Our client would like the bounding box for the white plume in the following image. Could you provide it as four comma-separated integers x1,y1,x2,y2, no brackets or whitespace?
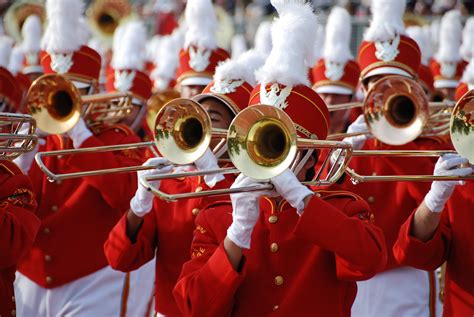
184,0,218,50
257,0,317,86
406,26,432,65
0,35,13,68
112,21,148,70
429,18,441,52
461,17,474,61
214,49,266,86
150,32,181,83
146,36,162,63
462,58,474,84
435,10,462,63
323,6,352,64
42,0,86,53
8,46,24,75
21,15,42,54
364,0,406,42
253,21,273,55
310,23,325,67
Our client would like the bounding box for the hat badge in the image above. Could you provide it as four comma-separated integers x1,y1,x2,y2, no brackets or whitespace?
260,83,292,110
50,53,74,74
375,34,401,62
210,79,244,94
114,70,136,93
440,61,456,79
324,60,345,81
189,46,211,72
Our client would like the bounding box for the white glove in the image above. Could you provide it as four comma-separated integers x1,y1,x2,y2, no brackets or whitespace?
342,115,369,150
66,118,93,148
271,169,313,215
227,174,272,249
130,157,173,217
194,148,225,188
424,154,472,213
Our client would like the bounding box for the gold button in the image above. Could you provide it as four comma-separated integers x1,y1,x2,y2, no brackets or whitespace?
43,227,51,235
192,208,200,216
57,155,63,160
372,172,377,176
273,305,279,311
46,276,53,284
114,129,120,133
270,243,279,253
10,310,15,316
51,205,59,212
274,276,284,286
195,186,203,193
45,255,52,262
367,196,375,204
315,192,322,198
268,215,278,224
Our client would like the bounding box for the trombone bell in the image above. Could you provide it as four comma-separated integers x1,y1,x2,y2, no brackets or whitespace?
365,76,429,145
154,98,212,165
450,89,474,163
27,74,82,135
228,105,297,180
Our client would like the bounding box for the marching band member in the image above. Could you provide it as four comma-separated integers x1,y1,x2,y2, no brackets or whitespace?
104,43,264,316
0,35,22,113
175,0,230,98
173,1,387,316
311,6,360,134
0,66,40,317
13,0,143,315
430,10,467,101
335,0,443,316
394,60,474,315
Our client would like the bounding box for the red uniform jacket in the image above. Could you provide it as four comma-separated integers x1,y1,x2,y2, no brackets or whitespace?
173,190,387,317
17,124,144,288
0,160,40,316
331,137,447,270
394,183,474,317
105,174,234,316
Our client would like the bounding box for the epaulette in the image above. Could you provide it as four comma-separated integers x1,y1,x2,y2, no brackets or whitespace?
313,189,364,202
93,123,134,136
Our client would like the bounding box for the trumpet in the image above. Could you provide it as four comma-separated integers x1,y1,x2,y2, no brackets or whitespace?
142,96,474,201
26,74,134,135
0,112,38,160
327,76,454,144
34,98,227,182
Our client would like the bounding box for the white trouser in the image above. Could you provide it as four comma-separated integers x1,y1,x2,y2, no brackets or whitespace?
351,266,442,317
14,266,126,317
125,258,156,317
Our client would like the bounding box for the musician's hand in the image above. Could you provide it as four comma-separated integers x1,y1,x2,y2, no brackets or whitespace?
66,118,93,148
194,148,225,187
424,154,472,213
227,174,270,249
343,115,369,150
130,157,173,217
271,169,313,215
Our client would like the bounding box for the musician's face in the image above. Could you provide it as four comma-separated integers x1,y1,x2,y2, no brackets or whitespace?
319,93,352,134
180,85,207,99
438,87,456,101
200,97,234,150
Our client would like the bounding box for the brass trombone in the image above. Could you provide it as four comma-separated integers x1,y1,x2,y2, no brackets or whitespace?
142,97,474,202
34,98,227,182
327,76,454,144
0,112,38,160
27,74,134,134
4,0,45,42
